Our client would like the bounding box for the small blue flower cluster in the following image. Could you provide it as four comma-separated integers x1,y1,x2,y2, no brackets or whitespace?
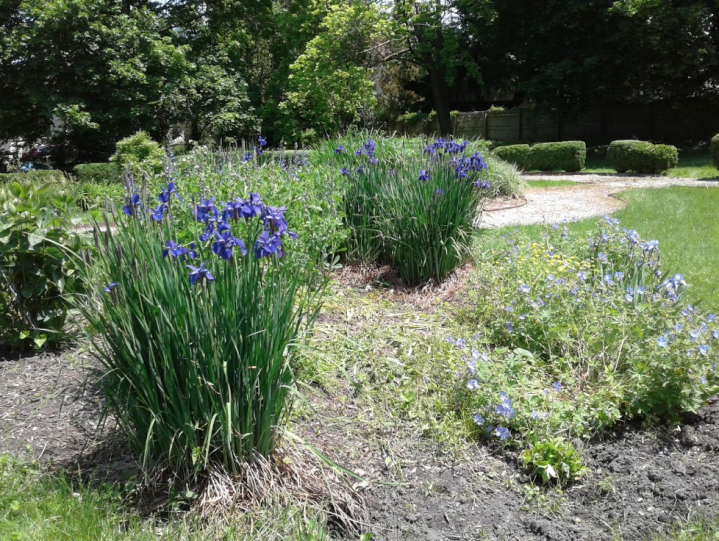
423,138,468,155
120,181,295,287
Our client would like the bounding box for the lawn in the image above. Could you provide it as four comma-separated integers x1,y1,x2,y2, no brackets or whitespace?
583,150,719,179
526,179,578,188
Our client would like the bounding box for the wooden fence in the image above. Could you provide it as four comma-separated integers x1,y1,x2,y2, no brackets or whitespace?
393,104,719,144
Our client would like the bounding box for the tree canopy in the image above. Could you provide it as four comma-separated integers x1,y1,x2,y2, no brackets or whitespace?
0,0,716,154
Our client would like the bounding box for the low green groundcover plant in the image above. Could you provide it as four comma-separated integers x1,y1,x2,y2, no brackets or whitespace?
446,218,718,481
79,173,327,477
320,135,494,284
0,182,87,350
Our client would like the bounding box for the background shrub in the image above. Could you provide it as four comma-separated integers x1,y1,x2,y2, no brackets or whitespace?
0,182,87,350
110,131,165,177
528,141,586,172
493,144,531,171
73,163,123,184
0,170,65,185
711,133,719,170
607,140,678,174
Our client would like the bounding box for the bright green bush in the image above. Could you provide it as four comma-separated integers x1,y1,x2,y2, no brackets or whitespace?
710,134,719,169
493,144,531,171
0,182,87,350
73,163,123,184
110,131,165,177
0,170,65,185
528,141,586,172
607,140,678,174
79,185,327,477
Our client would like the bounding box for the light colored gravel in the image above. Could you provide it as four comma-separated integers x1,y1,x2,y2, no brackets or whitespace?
481,174,719,229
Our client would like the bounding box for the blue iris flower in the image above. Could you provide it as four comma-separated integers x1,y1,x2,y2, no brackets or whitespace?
158,182,182,204
341,168,351,176
150,203,168,222
418,170,429,182
212,230,247,260
122,193,143,217
163,240,188,259
335,145,344,154
254,230,284,259
187,262,214,285
104,282,117,293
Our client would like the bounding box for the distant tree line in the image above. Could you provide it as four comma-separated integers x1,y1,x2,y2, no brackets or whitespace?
1,0,717,159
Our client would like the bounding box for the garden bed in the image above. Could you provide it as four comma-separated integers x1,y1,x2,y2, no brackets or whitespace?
2,283,719,540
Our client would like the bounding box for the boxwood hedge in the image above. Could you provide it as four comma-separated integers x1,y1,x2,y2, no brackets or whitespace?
493,145,531,170
711,134,719,170
607,140,678,174
528,141,586,172
73,162,123,184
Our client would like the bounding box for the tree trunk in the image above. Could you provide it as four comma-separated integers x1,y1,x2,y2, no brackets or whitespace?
429,67,453,136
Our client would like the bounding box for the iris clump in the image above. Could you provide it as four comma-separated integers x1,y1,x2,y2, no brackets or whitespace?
323,134,494,284
79,179,327,478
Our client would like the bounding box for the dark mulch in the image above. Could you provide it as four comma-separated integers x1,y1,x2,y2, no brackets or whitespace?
364,399,719,540
0,348,114,467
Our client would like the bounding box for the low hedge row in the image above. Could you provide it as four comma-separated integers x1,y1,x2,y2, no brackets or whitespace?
607,140,678,174
711,134,719,170
73,162,123,184
0,170,65,184
493,145,531,170
493,141,586,172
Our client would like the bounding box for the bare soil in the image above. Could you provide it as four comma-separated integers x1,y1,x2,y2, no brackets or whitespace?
364,399,719,540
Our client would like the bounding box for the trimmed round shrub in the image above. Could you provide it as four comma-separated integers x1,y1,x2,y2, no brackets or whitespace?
711,134,719,170
607,140,678,174
73,162,123,184
528,141,586,172
493,144,531,171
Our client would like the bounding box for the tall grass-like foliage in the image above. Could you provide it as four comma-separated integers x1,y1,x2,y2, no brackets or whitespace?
79,180,327,477
320,134,494,284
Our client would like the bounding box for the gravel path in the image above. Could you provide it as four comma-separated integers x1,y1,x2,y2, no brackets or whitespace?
482,174,719,229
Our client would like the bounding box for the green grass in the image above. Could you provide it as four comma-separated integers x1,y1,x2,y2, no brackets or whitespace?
476,186,719,309
0,455,331,541
526,180,578,188
647,514,719,540
583,150,719,179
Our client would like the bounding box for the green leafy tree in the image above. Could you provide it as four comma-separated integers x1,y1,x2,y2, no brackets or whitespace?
0,0,255,159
